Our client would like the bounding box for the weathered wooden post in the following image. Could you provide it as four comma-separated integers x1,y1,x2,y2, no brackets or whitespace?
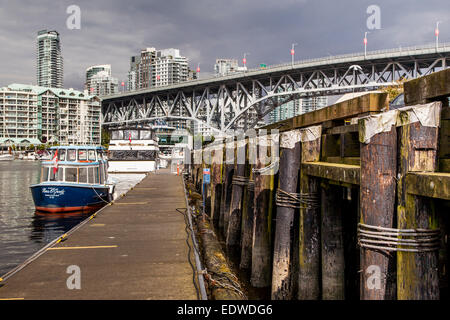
397,102,441,300
358,112,398,300
321,182,345,300
298,125,322,300
211,143,224,228
251,131,278,288
220,137,235,236
226,137,247,248
240,136,256,270
271,129,302,300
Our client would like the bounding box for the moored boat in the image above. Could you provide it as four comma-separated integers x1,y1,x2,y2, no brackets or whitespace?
30,146,114,213
107,126,159,173
0,153,14,161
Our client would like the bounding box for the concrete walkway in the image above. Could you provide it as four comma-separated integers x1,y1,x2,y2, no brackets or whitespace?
0,170,198,300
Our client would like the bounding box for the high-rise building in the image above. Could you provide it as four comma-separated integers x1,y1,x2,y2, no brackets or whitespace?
1,84,101,146
85,65,118,96
268,96,328,124
36,30,63,88
127,47,189,90
151,48,188,87
214,58,246,77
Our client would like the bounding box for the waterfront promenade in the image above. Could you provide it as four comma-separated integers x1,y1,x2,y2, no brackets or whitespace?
0,170,198,300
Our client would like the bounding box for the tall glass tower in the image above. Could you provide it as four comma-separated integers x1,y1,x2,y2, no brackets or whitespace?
36,30,63,88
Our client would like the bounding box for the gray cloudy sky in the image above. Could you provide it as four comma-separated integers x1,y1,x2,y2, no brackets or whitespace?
0,0,448,90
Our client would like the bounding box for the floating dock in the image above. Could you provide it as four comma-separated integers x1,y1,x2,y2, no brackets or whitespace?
0,170,199,300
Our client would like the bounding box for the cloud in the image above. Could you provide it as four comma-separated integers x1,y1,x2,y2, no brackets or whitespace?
0,0,448,90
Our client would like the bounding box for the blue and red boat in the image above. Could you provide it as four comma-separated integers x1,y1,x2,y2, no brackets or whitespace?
30,146,115,213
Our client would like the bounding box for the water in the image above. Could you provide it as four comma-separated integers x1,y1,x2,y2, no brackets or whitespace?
0,161,146,277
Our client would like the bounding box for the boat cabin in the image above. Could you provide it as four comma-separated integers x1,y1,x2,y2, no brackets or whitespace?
40,146,108,185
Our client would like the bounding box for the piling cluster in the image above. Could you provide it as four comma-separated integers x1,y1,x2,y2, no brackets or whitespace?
186,68,450,300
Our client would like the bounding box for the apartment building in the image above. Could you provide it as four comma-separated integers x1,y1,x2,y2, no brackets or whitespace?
85,64,118,96
0,84,101,146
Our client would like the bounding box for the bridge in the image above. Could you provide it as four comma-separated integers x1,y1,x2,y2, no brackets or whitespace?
102,43,450,134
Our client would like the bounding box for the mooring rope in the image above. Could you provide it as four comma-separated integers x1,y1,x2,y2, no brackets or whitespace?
247,180,255,192
357,223,441,253
231,175,250,186
252,158,279,175
275,189,319,209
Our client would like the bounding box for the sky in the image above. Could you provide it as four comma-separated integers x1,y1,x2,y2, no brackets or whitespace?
0,0,448,91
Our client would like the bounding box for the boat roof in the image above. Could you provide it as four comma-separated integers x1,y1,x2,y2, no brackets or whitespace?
49,145,105,150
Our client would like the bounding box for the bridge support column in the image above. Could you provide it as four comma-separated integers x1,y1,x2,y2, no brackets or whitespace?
220,140,235,237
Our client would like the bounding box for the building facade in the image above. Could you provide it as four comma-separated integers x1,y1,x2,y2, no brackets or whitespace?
85,65,118,96
36,30,63,88
268,96,328,124
214,58,247,77
1,84,101,146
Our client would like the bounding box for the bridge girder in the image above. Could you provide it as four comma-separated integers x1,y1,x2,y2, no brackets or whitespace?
102,49,449,134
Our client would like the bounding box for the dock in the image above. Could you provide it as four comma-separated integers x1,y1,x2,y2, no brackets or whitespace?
0,170,199,300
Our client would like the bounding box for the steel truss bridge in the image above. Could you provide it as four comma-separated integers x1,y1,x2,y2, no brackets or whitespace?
102,43,450,134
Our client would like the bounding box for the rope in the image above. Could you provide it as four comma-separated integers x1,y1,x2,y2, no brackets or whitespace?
275,189,319,209
247,180,255,192
232,175,250,186
252,158,279,175
357,223,441,253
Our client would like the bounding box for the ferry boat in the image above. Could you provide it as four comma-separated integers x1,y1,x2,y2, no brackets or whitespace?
30,146,114,213
107,126,159,173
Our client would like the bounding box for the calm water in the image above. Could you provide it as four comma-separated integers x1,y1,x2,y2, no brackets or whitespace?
0,161,90,276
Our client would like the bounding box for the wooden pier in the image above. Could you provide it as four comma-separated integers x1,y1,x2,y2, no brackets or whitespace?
188,68,450,300
0,170,199,300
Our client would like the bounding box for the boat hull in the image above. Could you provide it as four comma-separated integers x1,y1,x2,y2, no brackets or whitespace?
30,184,110,213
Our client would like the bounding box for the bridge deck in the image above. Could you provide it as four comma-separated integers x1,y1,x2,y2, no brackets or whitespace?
0,170,198,300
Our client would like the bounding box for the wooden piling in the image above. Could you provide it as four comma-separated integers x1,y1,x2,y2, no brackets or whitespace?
397,110,440,300
359,125,397,300
240,138,255,270
251,133,277,288
220,142,235,236
298,129,321,300
321,182,345,300
211,144,224,228
271,130,301,300
226,140,247,248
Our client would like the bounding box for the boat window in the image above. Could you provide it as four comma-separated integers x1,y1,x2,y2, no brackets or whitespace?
41,167,50,182
79,168,88,183
49,167,63,181
111,130,123,140
88,167,95,184
88,150,96,161
65,168,77,182
58,149,66,161
78,150,88,161
67,149,76,161
124,130,139,141
140,130,152,140
99,164,104,184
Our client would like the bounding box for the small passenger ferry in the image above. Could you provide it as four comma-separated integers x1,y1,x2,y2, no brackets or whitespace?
30,146,114,213
107,126,159,173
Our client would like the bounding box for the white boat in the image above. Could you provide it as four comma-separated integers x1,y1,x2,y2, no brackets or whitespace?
0,153,14,161
107,126,159,173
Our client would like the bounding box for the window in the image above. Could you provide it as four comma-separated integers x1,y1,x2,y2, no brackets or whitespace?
65,168,77,182
58,149,66,161
67,149,76,161
49,167,63,181
88,150,96,161
41,167,49,182
78,150,87,161
79,168,87,183
88,167,96,184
